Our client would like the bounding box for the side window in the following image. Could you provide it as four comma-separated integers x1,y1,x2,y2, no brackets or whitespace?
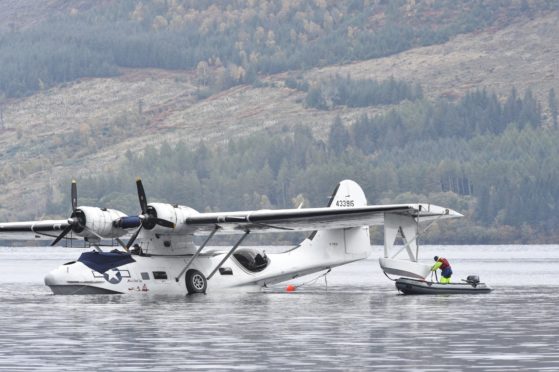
141,272,150,280
153,271,168,280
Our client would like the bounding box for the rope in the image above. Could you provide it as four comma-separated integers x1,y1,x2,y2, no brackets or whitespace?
294,268,331,290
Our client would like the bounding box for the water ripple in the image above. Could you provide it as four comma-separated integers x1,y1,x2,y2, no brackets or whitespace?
1,245,559,370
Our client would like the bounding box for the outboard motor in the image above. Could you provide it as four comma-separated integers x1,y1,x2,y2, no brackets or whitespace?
466,275,480,287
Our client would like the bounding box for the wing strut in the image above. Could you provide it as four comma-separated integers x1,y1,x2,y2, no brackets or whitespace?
207,230,250,280
174,226,220,282
388,212,447,261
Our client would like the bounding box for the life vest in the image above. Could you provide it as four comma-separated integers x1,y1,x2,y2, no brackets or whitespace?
437,257,451,270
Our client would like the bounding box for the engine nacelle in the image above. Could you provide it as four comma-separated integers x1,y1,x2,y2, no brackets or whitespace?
73,206,129,239
145,203,199,233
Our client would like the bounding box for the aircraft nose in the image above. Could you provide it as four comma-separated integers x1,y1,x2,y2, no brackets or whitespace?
44,270,59,286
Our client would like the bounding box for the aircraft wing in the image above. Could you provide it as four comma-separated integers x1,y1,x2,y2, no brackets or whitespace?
184,204,462,234
0,220,70,239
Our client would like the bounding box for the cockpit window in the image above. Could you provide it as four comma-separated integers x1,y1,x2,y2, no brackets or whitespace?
233,248,269,273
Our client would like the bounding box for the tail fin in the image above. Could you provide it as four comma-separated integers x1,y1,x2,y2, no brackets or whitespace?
326,179,368,208
302,180,372,263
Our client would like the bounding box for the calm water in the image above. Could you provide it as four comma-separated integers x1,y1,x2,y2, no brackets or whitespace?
0,245,558,371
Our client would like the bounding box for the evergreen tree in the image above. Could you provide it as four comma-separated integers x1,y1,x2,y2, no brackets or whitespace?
305,86,327,110
328,115,350,155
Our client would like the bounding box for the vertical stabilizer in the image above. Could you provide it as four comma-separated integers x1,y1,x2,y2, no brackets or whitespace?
326,179,367,208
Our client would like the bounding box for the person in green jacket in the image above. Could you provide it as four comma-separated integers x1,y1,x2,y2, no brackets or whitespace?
431,256,452,284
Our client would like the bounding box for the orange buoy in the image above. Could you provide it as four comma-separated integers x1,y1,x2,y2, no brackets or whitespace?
286,284,296,292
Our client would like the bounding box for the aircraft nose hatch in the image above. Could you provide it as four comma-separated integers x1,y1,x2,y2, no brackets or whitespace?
77,251,135,273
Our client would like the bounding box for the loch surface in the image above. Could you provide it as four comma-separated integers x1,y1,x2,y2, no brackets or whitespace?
0,245,558,371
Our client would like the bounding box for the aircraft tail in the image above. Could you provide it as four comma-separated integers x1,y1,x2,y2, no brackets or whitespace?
256,180,372,286
326,179,367,209
301,180,372,263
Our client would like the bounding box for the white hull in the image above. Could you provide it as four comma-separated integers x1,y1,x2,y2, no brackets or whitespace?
45,230,371,295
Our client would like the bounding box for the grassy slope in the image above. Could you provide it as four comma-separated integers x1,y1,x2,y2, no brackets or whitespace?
1,11,558,220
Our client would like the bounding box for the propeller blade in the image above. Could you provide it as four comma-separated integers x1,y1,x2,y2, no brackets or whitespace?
115,238,128,252
51,225,73,246
126,226,143,249
71,180,78,212
155,218,175,229
134,178,174,229
136,177,148,214
51,180,79,246
83,226,104,241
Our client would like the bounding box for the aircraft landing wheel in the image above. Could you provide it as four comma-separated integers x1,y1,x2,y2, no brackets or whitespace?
186,270,207,294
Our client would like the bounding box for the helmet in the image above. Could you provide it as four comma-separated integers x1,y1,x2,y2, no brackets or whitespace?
434,256,439,261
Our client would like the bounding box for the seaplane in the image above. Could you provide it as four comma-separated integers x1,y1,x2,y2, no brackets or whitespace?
0,178,462,295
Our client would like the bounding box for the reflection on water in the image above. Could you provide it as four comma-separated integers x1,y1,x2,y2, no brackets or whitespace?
0,245,558,370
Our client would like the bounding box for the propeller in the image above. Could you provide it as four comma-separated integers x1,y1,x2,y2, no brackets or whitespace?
125,178,175,248
50,224,73,246
51,180,85,246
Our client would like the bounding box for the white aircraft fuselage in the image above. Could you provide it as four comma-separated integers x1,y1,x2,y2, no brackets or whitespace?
44,226,372,295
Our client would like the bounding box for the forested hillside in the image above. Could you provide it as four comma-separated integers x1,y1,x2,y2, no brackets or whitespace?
1,0,559,244
1,0,556,98
46,85,555,244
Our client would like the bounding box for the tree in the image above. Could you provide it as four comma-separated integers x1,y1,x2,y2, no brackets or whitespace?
305,85,327,109
328,115,350,155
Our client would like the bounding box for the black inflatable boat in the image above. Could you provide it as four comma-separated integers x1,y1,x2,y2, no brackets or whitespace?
396,275,492,295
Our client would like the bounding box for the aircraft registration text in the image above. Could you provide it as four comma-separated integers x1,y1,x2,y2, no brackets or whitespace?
336,200,355,207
